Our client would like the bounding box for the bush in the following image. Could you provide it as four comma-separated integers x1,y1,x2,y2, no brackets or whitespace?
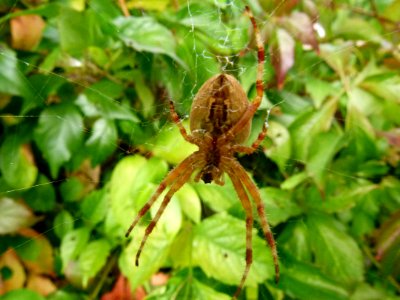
0,0,399,299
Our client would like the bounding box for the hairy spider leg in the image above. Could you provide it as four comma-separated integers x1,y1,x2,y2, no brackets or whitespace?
234,100,285,154
125,152,202,238
222,6,265,142
231,159,280,283
233,120,268,154
224,162,254,299
135,157,204,266
169,100,199,144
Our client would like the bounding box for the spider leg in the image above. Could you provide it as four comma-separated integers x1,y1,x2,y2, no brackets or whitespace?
125,152,202,238
135,159,201,266
229,159,280,283
233,118,268,155
169,100,198,144
234,101,284,154
222,6,265,142
225,167,254,299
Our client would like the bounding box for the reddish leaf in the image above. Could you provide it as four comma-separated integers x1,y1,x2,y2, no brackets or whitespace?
101,274,135,300
10,13,45,51
383,57,400,70
378,129,400,166
150,272,169,286
0,250,26,295
26,274,57,296
19,228,55,276
378,129,400,148
374,211,400,277
270,28,295,89
302,0,319,20
263,0,299,16
61,159,101,202
282,12,319,52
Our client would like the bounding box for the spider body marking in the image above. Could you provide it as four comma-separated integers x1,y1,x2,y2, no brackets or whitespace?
190,74,250,184
125,7,279,299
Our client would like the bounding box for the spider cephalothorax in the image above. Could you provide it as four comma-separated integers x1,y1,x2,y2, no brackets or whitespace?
126,7,279,299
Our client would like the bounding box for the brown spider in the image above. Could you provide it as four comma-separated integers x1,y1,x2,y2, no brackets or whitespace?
125,6,279,299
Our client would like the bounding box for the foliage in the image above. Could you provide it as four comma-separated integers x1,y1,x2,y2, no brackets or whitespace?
0,0,399,299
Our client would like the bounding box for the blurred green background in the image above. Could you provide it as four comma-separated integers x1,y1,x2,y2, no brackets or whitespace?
0,0,399,299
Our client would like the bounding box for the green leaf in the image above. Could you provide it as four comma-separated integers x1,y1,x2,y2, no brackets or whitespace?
150,190,183,238
0,137,38,189
350,283,397,300
128,0,170,11
306,129,343,188
260,187,302,226
193,213,274,286
264,121,291,173
59,177,85,202
152,120,197,165
23,175,56,212
0,198,33,234
54,210,75,239
281,172,308,190
81,189,108,225
280,258,349,300
332,12,386,44
170,223,194,268
350,190,382,238
2,289,45,300
175,184,201,224
26,74,66,112
307,214,364,285
194,174,236,212
47,290,83,300
319,43,353,81
79,239,111,287
361,74,400,103
147,269,231,300
39,47,62,73
382,0,400,22
76,82,138,122
110,155,147,230
34,104,84,178
58,8,109,56
289,97,337,160
347,87,380,117
306,77,337,109
344,104,378,162
278,221,312,262
60,227,91,272
132,70,155,117
110,155,169,232
0,47,35,99
86,118,117,165
357,160,390,178
321,183,377,213
119,226,172,290
90,0,121,20
114,16,183,65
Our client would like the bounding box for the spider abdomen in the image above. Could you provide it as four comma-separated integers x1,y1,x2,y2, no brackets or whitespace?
189,74,251,144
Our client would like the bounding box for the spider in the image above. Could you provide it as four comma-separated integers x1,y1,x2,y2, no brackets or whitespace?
125,6,279,299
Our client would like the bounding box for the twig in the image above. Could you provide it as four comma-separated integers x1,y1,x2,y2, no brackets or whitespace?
118,0,130,17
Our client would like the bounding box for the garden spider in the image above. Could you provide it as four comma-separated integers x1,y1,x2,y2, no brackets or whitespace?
125,6,279,299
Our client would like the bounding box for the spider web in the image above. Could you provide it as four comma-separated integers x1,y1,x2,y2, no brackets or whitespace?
0,0,398,294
